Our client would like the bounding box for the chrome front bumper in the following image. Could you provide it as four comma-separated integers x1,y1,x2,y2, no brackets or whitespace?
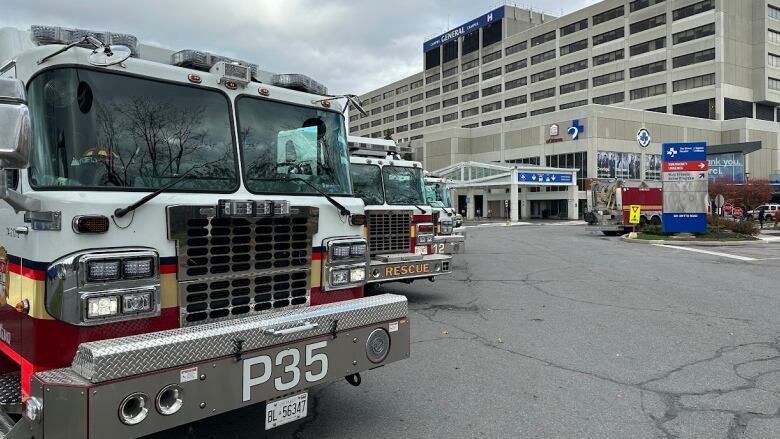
366,253,452,283
18,294,409,439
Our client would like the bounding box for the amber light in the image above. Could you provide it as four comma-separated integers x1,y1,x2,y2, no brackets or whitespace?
187,74,202,84
259,88,270,96
225,80,238,90
73,215,110,234
349,214,366,226
321,100,331,108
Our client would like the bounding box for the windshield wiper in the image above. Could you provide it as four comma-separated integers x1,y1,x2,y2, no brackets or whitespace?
114,169,195,218
252,177,351,217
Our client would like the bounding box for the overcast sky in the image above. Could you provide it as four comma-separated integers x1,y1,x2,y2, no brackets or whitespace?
1,0,598,95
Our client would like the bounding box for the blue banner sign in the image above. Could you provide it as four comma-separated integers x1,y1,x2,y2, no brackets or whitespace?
662,142,707,162
708,152,745,184
423,7,505,52
517,172,573,184
662,213,707,233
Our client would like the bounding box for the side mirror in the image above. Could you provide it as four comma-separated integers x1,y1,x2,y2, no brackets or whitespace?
0,78,31,169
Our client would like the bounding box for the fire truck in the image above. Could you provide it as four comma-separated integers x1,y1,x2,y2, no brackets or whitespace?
584,179,663,235
0,25,410,438
347,137,452,284
424,174,465,254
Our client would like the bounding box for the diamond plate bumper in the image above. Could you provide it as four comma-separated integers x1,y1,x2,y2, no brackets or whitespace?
366,254,451,283
71,294,407,383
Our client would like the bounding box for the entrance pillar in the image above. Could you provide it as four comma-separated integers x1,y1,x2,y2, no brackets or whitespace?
567,183,578,220
510,182,519,222
466,188,475,220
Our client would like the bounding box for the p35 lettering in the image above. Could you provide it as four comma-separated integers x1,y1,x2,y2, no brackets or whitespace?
242,341,329,402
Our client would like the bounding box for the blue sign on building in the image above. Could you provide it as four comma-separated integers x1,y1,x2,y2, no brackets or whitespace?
662,142,707,162
423,7,505,52
517,172,573,184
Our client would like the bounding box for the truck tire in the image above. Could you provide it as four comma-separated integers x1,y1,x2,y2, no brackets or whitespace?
650,216,661,225
602,231,622,236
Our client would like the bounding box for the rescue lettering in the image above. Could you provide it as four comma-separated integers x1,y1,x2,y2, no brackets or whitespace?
384,263,431,278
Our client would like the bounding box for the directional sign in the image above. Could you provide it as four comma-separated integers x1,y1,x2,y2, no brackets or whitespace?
517,172,574,184
662,142,708,234
663,171,708,182
629,205,641,225
662,161,709,172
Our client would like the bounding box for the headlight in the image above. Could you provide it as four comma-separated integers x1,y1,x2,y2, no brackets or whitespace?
122,291,153,313
123,258,155,279
324,237,368,291
416,223,435,244
46,249,161,326
87,295,119,319
331,268,350,286
350,267,366,282
87,260,121,282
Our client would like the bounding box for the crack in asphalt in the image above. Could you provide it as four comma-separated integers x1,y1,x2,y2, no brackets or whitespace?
412,302,780,438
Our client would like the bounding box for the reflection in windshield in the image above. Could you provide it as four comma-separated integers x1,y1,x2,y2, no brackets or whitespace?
27,68,236,190
383,166,425,205
425,181,452,208
350,164,384,205
238,97,352,196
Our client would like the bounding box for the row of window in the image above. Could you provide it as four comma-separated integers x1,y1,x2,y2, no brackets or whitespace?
356,45,717,121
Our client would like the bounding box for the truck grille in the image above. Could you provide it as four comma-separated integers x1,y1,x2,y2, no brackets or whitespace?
366,210,412,257
167,205,319,326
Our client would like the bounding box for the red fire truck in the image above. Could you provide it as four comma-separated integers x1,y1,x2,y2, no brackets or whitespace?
0,25,409,438
584,179,663,235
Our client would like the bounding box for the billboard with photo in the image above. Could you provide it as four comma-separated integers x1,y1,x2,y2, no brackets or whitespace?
645,154,661,180
597,151,641,179
707,152,744,184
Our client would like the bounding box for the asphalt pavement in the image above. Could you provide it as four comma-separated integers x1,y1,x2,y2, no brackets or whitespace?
149,223,780,438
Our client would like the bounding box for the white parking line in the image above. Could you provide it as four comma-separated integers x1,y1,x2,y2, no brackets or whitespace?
652,244,757,261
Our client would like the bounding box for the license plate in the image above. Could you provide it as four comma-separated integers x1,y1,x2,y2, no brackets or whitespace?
415,245,428,255
265,392,308,430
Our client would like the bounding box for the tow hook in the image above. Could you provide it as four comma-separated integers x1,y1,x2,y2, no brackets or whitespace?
345,373,361,387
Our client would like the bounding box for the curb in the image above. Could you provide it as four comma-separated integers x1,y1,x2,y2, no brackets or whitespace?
620,235,765,247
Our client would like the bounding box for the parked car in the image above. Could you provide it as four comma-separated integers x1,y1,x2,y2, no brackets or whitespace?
746,204,780,221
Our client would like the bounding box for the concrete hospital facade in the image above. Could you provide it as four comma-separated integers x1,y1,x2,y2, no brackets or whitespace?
349,0,780,219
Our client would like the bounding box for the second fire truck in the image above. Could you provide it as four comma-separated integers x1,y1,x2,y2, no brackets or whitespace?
347,137,452,284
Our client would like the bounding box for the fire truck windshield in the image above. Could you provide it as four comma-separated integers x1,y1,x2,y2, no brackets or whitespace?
27,68,238,191
383,166,425,205
350,163,384,205
425,181,452,208
237,96,352,196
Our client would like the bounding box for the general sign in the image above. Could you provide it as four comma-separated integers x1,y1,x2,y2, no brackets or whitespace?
662,142,708,234
423,7,505,52
517,172,574,184
629,205,641,225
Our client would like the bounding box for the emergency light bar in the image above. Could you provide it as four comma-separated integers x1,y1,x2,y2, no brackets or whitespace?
347,136,411,156
171,49,259,79
30,25,139,57
272,74,328,96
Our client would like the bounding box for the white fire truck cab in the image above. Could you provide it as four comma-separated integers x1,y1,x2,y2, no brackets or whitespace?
424,174,465,254
0,25,409,438
347,136,452,284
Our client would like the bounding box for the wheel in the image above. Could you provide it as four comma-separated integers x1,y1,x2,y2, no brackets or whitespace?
650,216,661,226
602,231,622,236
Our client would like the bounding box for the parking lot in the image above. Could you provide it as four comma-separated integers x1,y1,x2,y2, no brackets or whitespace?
150,224,780,438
